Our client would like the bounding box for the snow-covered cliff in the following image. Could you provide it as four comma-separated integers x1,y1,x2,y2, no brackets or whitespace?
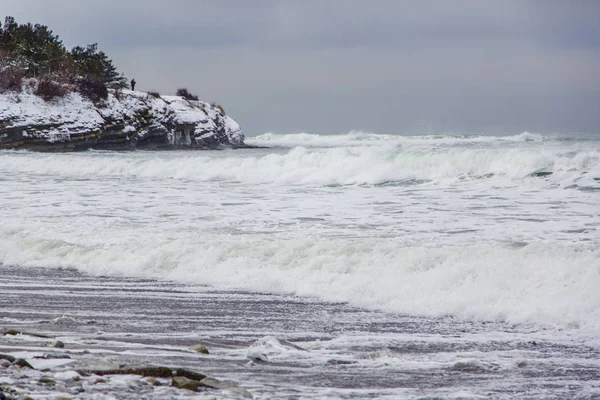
0,85,244,151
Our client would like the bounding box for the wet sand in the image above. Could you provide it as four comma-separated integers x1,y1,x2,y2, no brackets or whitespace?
2,265,600,399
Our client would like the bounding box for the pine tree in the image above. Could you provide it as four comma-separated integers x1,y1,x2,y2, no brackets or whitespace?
70,43,127,87
0,16,127,93
0,17,67,76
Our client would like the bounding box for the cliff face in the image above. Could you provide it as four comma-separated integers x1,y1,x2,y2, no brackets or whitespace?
0,87,244,151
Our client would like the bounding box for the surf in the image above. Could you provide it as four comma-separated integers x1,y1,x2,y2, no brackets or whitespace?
1,138,598,187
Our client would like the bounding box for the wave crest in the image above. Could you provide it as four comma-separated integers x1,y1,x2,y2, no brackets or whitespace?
247,131,549,148
1,228,598,331
1,144,598,186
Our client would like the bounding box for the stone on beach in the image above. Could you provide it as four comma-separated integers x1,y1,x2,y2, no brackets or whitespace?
199,378,254,398
48,340,65,348
171,376,200,391
38,376,56,385
175,368,206,381
13,359,33,369
89,366,173,378
34,353,70,360
189,344,210,354
2,329,52,339
0,355,15,363
199,377,236,389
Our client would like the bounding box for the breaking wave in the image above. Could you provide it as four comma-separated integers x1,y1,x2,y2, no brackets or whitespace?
0,227,598,331
1,131,599,333
246,131,550,148
1,138,599,187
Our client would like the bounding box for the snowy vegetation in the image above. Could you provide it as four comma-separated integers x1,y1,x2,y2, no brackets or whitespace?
0,16,126,100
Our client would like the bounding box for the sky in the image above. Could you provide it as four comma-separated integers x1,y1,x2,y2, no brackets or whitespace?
2,1,600,134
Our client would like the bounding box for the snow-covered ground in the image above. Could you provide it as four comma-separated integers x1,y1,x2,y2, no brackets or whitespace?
0,83,244,148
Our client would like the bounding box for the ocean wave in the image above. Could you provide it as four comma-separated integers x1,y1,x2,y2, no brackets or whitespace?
246,131,554,148
1,227,598,331
1,144,598,186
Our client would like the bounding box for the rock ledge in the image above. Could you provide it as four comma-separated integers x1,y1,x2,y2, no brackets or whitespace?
0,85,245,151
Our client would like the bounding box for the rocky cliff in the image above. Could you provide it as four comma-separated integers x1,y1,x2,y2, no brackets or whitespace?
0,85,245,151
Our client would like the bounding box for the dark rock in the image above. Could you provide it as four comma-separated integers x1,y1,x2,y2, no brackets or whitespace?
39,376,56,385
326,359,355,365
189,344,209,354
199,377,229,389
13,359,33,369
531,171,553,177
171,376,199,391
0,354,15,363
34,353,71,359
2,329,51,338
48,340,65,348
175,368,206,381
88,366,173,378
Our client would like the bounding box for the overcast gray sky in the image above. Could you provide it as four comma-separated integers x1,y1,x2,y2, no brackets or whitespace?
3,1,600,134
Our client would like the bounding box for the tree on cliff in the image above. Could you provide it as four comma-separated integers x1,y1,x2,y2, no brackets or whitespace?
0,16,126,90
0,16,67,77
70,43,127,88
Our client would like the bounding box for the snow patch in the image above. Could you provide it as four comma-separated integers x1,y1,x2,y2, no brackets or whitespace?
0,85,244,147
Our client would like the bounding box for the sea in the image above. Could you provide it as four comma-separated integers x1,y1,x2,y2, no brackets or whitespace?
1,131,599,399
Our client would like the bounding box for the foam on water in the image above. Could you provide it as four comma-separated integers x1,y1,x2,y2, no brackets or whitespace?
247,131,549,148
1,132,599,334
247,131,600,149
1,136,598,187
0,227,599,331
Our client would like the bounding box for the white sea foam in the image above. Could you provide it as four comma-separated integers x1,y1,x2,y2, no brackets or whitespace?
246,336,308,362
1,138,598,186
0,227,598,331
1,132,599,333
247,131,551,147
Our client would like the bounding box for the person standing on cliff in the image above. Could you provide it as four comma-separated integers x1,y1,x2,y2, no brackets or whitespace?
131,79,136,91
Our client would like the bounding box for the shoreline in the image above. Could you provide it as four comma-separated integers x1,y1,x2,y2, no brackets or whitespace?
2,265,600,399
0,142,269,153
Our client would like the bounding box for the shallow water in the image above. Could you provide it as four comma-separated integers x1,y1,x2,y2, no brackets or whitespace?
2,265,600,399
1,132,600,397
